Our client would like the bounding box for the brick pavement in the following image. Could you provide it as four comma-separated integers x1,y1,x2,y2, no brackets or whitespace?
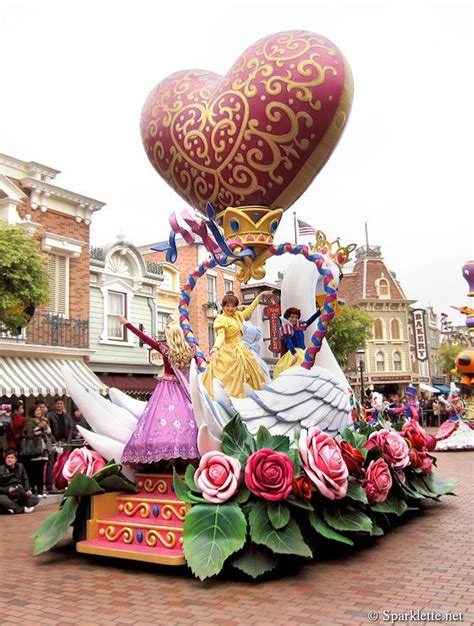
0,450,472,626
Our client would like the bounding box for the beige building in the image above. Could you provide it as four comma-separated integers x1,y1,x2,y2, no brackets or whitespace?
339,245,419,397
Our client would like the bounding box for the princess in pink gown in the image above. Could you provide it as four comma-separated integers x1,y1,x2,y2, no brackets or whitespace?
119,317,198,464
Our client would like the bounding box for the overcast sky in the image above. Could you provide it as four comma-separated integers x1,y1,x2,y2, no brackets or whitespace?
1,0,472,324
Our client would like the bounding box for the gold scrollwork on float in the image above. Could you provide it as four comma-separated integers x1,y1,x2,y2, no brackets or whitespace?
99,525,134,544
142,478,168,494
118,502,151,518
161,503,187,521
142,31,351,216
145,529,179,549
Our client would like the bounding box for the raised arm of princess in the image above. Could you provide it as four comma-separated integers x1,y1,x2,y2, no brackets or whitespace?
202,290,272,399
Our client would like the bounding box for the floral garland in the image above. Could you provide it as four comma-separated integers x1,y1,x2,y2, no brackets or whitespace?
174,415,458,580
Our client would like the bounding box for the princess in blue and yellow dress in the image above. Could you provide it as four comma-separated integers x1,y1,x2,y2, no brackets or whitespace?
202,291,273,398
273,306,321,378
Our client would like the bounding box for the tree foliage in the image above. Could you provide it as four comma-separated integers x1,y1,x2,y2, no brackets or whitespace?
326,305,373,367
0,222,49,333
439,343,463,374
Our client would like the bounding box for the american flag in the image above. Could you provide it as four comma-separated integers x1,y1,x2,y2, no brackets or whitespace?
297,219,316,237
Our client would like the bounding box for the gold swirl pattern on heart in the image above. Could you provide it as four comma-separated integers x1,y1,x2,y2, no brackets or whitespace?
140,30,353,215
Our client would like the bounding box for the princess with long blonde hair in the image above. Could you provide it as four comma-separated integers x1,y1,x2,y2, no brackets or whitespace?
118,315,198,464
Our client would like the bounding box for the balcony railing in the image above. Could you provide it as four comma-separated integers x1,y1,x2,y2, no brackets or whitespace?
0,312,89,349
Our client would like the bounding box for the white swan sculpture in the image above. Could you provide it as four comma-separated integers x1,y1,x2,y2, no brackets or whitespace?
64,254,352,470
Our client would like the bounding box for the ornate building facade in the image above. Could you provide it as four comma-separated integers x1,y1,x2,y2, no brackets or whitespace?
338,244,419,396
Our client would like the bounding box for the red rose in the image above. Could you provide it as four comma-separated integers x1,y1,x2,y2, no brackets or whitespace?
409,449,434,474
292,474,312,500
245,448,294,501
402,421,429,451
340,441,365,477
364,458,392,503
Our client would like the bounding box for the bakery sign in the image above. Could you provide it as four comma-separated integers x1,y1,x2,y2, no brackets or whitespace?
412,309,428,361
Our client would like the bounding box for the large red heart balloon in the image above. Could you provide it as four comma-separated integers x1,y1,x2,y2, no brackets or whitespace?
140,30,353,216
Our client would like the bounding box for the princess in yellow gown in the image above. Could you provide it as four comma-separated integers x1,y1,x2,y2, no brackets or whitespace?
202,290,273,399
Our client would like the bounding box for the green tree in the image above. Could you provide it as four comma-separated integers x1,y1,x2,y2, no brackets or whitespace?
439,343,463,375
0,222,49,333
326,305,373,367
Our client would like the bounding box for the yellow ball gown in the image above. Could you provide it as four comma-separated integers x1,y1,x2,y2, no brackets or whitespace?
202,297,266,399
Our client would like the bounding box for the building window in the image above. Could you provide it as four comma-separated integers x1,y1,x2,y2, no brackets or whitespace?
157,312,168,333
374,319,384,340
207,275,217,303
376,277,390,298
390,319,401,340
107,291,126,340
224,279,233,293
393,351,402,371
47,254,69,316
208,324,216,350
376,351,385,371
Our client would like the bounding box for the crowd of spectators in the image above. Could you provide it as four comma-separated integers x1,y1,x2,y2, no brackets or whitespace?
0,399,89,514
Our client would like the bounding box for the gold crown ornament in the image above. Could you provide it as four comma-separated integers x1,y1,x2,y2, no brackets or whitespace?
220,206,283,283
311,230,357,268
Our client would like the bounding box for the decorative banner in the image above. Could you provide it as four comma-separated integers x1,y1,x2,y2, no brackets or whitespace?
263,298,282,354
412,309,428,362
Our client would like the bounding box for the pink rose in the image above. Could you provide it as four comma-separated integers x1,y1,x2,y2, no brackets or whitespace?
364,458,393,503
62,447,106,482
245,449,294,501
298,428,349,500
194,451,241,503
365,429,410,470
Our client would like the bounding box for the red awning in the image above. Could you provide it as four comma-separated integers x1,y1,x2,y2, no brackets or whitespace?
98,375,157,394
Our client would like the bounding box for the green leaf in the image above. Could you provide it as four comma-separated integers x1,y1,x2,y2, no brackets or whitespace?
172,468,198,505
287,448,302,475
64,473,104,497
371,523,384,536
286,495,314,511
231,543,278,579
33,497,79,555
323,506,373,534
409,476,438,499
256,426,290,454
267,502,290,530
364,445,384,466
371,496,408,517
98,474,138,494
183,503,247,580
249,501,312,557
346,480,368,504
221,414,256,463
341,427,367,450
184,464,200,493
92,461,121,483
233,485,251,504
422,473,458,496
308,512,354,545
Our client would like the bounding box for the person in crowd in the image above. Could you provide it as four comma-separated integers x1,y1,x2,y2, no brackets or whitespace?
203,290,273,398
23,406,51,497
432,397,440,426
0,449,39,514
47,399,74,444
5,402,26,452
35,401,49,419
72,408,89,438
0,404,11,463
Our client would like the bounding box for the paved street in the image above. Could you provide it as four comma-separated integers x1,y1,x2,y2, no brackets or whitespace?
0,449,472,626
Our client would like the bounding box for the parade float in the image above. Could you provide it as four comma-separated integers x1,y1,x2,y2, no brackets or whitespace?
435,260,474,451
34,30,458,580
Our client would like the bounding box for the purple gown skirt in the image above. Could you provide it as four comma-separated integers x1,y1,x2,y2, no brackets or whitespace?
121,374,198,464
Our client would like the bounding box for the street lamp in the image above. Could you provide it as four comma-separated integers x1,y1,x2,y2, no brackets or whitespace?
356,349,366,403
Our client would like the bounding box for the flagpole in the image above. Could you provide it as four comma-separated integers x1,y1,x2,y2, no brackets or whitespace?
293,212,297,245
